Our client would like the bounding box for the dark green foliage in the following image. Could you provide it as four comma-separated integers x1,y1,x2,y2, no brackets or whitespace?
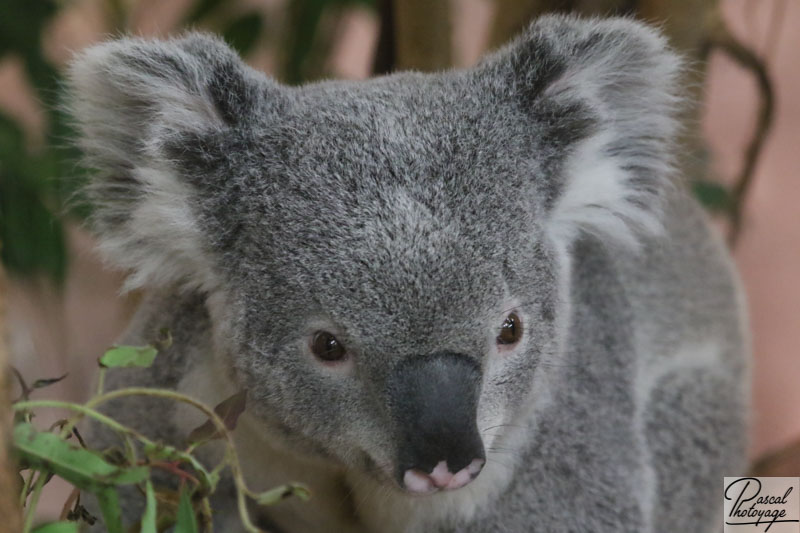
184,0,229,25
693,179,734,213
0,0,379,283
0,0,88,282
0,112,68,281
223,12,265,56
0,0,59,61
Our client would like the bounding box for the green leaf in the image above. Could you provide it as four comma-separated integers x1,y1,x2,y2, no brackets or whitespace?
140,480,157,533
12,423,149,490
99,345,158,368
174,488,199,533
96,488,124,533
253,482,311,506
31,521,79,533
222,12,263,56
693,179,733,213
186,390,247,446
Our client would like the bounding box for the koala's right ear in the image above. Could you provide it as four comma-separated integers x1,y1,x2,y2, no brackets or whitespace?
67,33,280,292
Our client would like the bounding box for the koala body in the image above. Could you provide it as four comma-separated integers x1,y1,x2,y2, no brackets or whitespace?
69,15,749,533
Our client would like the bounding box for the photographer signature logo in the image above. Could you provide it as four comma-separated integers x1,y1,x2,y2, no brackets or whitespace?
724,477,800,532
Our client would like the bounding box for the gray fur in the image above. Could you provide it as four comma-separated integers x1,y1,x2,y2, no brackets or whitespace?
68,15,749,533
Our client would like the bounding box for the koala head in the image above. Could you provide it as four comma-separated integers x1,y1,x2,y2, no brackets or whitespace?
68,15,680,495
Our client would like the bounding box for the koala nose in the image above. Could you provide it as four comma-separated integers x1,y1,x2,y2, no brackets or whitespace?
386,352,486,494
403,458,485,493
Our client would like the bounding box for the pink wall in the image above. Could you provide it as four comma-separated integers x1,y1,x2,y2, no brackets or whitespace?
704,0,800,458
3,0,799,517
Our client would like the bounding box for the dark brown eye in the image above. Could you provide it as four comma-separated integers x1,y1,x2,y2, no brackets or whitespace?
497,312,522,345
311,331,347,362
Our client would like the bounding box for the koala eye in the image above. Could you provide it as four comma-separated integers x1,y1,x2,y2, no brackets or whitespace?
310,331,347,362
497,312,523,346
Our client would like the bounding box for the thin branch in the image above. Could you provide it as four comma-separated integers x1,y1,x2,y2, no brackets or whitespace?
707,21,775,246
59,487,80,521
751,437,800,477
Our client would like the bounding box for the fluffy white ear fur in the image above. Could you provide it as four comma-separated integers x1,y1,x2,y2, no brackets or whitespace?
94,166,215,292
67,35,237,292
525,16,683,252
547,131,669,251
68,37,228,168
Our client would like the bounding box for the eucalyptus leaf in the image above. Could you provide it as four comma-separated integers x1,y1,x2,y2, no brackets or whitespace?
99,345,158,368
96,488,124,533
141,480,157,533
13,423,149,490
31,521,79,533
31,373,68,390
186,390,247,446
174,488,199,533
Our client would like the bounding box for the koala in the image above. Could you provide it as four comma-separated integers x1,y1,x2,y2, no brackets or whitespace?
67,14,749,533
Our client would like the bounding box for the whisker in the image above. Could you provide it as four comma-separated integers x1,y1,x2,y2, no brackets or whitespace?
479,423,522,432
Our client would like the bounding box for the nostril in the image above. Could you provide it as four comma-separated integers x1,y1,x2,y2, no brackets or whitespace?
448,458,485,489
466,458,485,476
403,469,436,494
403,458,485,493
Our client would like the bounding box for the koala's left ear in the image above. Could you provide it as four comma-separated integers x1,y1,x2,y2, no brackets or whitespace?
482,15,683,251
68,33,282,291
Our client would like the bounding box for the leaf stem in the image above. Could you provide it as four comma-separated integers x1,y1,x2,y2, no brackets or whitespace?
21,473,47,533
96,367,107,396
18,470,35,508
15,388,265,532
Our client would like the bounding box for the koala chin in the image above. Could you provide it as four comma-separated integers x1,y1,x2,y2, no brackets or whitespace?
68,14,749,533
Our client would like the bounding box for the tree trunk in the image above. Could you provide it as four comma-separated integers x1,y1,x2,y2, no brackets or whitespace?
392,0,452,71
0,266,22,533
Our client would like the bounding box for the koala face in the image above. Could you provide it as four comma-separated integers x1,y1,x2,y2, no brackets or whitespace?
68,16,679,494
207,80,563,492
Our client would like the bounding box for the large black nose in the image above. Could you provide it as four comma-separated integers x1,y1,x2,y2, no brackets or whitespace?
386,352,485,493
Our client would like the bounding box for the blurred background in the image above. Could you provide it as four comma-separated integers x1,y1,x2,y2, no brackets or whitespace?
0,0,797,520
